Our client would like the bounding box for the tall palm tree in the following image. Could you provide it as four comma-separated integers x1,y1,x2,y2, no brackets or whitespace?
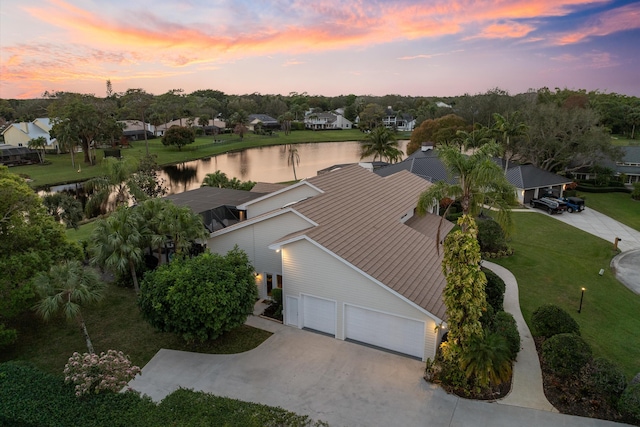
90,206,147,293
416,142,515,234
161,203,208,257
452,125,493,152
27,136,47,164
287,145,300,181
359,125,403,163
492,112,527,173
137,198,172,266
33,260,105,354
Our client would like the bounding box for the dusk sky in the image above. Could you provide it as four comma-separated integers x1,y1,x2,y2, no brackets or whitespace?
1,0,639,100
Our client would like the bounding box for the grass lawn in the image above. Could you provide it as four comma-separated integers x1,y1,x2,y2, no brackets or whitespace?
65,219,99,242
579,192,640,231
611,135,639,146
1,282,272,376
16,129,369,188
494,212,640,379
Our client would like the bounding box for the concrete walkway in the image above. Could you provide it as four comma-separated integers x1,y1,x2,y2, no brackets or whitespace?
482,261,556,412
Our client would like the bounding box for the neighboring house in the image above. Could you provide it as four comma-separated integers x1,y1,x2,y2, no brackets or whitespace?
208,165,453,361
119,120,155,141
155,118,226,136
1,118,59,152
376,145,573,204
0,144,39,166
614,146,640,184
248,114,280,132
305,112,353,130
382,107,416,132
164,186,267,232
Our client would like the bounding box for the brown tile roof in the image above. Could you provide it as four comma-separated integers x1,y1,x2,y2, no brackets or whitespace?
279,165,452,320
250,182,288,194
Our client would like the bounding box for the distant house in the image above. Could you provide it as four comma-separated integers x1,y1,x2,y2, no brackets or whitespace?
382,107,416,132
376,145,573,204
248,114,280,132
614,146,640,184
208,165,453,361
1,118,59,152
305,112,353,130
0,144,39,166
118,120,155,141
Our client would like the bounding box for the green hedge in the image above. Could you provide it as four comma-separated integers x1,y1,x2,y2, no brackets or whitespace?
0,362,326,427
531,304,580,338
576,185,631,194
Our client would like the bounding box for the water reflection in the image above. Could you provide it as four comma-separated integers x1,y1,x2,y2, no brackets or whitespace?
158,140,408,195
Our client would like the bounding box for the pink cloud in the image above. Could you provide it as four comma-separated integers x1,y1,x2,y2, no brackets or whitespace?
553,3,640,45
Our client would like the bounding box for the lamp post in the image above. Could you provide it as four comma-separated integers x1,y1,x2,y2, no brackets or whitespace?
578,287,586,313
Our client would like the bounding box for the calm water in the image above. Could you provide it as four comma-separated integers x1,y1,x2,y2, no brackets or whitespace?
159,140,408,195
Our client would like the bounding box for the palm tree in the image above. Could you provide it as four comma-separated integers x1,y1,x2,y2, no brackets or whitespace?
416,142,515,234
161,203,208,257
492,112,527,173
90,206,147,293
137,198,172,266
459,332,512,387
33,260,105,354
452,125,493,152
84,157,143,216
359,125,403,163
287,145,300,181
27,136,47,164
201,170,229,188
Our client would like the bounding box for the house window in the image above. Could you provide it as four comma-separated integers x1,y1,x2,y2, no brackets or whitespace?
266,273,283,296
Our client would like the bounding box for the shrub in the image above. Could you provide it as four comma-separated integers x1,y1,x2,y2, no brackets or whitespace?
619,383,640,421
531,304,580,337
581,357,627,405
138,248,257,342
477,219,509,254
64,350,141,397
271,288,283,317
542,333,592,377
493,311,520,361
632,183,640,201
482,267,505,311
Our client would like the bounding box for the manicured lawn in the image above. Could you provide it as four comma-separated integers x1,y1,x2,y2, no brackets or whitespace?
611,135,639,146
16,129,369,188
494,212,640,379
1,282,272,375
580,192,640,231
65,219,99,243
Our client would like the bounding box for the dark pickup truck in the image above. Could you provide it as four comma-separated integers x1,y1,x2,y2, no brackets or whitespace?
529,197,566,214
559,196,585,213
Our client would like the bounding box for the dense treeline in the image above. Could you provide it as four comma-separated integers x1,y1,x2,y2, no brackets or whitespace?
1,87,638,139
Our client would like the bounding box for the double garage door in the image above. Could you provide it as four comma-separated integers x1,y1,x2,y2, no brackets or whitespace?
301,295,425,359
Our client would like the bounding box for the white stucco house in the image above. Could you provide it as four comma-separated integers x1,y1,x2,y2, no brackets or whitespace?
305,112,353,130
208,165,453,361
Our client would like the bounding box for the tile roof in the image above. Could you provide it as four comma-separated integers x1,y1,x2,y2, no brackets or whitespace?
250,182,288,194
278,165,452,320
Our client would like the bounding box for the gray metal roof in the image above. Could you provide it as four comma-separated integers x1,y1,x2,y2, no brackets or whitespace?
506,164,572,189
164,186,266,214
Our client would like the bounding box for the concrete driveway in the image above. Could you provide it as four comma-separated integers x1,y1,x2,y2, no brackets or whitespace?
129,322,624,427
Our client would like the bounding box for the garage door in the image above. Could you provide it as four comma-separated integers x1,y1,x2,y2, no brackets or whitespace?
344,305,425,359
302,295,336,336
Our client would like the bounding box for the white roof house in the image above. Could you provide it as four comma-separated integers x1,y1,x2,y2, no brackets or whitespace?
208,165,453,361
1,118,59,152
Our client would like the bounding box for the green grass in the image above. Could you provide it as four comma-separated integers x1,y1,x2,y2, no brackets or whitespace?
579,192,640,232
611,135,640,146
1,282,272,375
65,219,99,242
494,212,640,379
16,129,369,188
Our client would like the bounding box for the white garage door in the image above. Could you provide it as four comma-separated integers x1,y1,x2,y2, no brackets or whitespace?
302,295,336,336
345,305,425,359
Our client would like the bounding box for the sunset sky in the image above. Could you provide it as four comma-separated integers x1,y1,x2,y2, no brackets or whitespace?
1,0,639,99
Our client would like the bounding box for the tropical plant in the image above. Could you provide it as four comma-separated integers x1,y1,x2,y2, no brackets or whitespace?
138,248,257,342
459,332,512,387
288,145,300,180
128,154,167,200
27,136,47,163
359,125,402,163
89,206,147,293
83,157,142,216
64,350,141,397
42,193,83,229
492,112,528,172
416,142,515,235
160,203,208,257
201,170,229,188
492,311,520,361
33,260,105,354
482,267,506,312
440,215,487,359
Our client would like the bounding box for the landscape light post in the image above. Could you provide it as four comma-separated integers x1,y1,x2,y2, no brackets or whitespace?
578,287,586,313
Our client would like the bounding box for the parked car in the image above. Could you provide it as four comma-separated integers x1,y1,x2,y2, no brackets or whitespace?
530,197,566,214
559,196,585,213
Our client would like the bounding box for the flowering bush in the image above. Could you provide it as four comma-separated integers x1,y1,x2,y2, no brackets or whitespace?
63,350,141,397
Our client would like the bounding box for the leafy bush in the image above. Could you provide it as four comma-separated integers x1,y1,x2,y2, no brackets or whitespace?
138,248,257,342
64,350,141,397
482,267,505,311
581,357,627,405
619,383,640,421
477,219,509,254
493,311,520,361
531,304,580,337
271,288,283,317
542,333,592,377
632,182,640,201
